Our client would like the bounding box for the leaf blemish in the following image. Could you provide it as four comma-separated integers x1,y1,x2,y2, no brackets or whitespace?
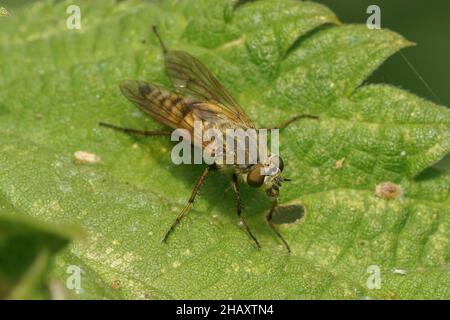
74,151,101,164
335,157,346,169
375,182,404,200
111,279,121,289
391,268,407,275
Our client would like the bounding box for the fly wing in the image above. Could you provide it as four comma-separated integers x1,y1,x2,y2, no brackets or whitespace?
119,79,198,132
164,50,255,129
120,80,258,165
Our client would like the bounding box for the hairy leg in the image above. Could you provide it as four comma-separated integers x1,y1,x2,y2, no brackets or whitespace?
231,174,261,249
162,166,211,242
99,122,171,136
266,201,291,253
266,114,318,130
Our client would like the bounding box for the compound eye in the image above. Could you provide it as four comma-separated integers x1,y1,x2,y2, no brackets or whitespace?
247,164,265,188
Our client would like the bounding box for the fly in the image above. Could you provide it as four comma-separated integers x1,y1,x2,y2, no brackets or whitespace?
100,26,318,253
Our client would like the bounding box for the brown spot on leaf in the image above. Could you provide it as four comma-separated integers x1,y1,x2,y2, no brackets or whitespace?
111,280,121,290
375,182,403,200
335,157,346,169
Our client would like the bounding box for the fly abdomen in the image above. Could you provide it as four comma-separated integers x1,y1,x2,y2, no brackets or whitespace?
120,79,197,129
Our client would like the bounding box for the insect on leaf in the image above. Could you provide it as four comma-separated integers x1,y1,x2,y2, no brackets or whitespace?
0,0,449,299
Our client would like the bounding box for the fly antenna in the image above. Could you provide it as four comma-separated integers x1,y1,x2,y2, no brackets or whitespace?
152,25,168,54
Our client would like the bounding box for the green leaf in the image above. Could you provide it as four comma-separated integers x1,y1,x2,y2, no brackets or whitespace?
0,0,449,299
0,198,78,299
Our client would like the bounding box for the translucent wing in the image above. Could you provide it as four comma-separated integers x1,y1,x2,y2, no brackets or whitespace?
119,80,242,141
164,50,255,128
120,80,259,165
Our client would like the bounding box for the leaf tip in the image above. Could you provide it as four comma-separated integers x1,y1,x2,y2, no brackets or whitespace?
332,16,343,26
403,39,417,47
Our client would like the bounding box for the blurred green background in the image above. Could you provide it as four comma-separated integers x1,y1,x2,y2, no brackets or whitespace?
4,0,449,106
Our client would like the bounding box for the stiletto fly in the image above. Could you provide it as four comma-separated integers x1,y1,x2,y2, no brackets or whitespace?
100,26,318,253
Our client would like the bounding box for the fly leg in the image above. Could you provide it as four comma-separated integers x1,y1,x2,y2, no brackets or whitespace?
266,114,318,130
163,166,211,243
266,201,291,253
99,122,171,137
231,174,261,249
152,25,168,54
